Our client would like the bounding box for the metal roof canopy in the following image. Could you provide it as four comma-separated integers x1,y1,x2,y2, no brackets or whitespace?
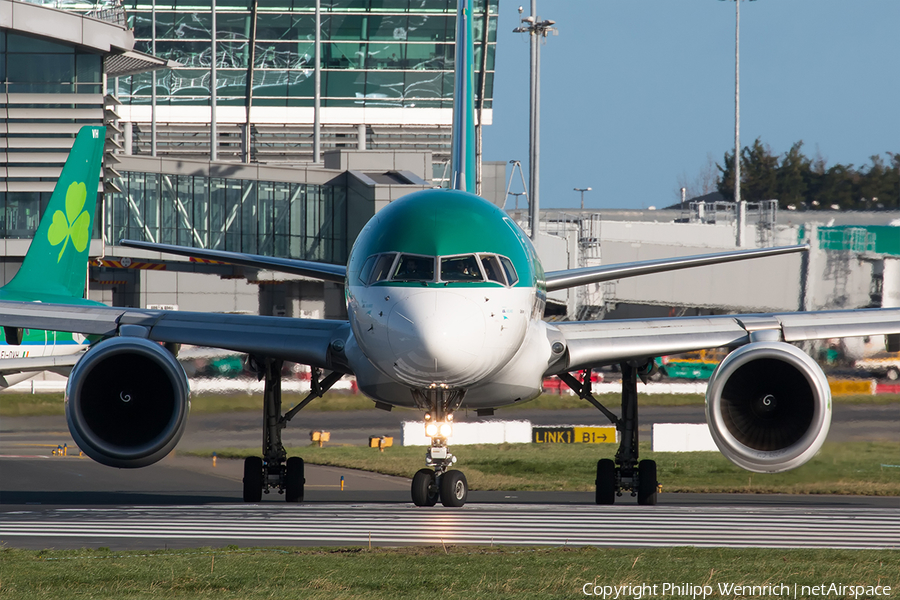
105,51,179,78
0,0,175,77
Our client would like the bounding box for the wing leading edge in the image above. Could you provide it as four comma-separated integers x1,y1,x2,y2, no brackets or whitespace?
0,301,351,372
551,307,900,374
119,240,347,284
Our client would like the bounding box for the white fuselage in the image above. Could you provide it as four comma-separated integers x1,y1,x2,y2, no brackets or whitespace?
346,283,554,409
0,331,86,387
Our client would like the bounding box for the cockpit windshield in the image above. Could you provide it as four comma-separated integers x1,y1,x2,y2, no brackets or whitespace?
367,253,396,284
480,255,504,284
361,252,518,286
440,255,483,282
393,254,435,281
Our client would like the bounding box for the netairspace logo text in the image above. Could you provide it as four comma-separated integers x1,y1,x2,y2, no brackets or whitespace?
581,582,892,599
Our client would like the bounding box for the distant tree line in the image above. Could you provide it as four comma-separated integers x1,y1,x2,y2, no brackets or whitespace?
716,139,899,211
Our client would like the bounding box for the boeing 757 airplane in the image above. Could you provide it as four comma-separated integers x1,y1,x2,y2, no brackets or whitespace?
2,2,898,507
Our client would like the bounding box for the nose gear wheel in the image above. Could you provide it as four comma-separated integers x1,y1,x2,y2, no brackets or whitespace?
411,468,439,506
409,387,469,508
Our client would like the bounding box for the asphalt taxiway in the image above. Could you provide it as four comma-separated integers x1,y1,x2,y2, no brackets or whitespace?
1,406,898,550
2,455,897,550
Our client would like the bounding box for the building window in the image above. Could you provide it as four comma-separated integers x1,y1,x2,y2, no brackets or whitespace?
107,172,347,264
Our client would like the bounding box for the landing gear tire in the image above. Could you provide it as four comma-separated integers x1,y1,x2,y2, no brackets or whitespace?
637,460,658,506
595,459,616,505
411,468,439,507
285,456,305,503
440,470,468,507
243,456,263,503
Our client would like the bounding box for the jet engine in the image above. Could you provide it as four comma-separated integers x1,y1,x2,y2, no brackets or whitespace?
65,336,190,468
705,341,831,473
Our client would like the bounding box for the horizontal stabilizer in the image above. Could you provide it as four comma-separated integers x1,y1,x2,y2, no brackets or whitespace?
119,240,346,284
545,244,808,292
0,352,83,376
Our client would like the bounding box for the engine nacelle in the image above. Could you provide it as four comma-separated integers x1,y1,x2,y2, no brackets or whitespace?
66,336,190,468
706,341,831,473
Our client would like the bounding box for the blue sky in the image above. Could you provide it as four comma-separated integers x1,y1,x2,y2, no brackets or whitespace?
482,0,900,210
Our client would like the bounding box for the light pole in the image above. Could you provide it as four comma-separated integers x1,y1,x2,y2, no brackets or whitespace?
721,0,754,247
210,0,217,161
313,0,321,163
514,2,556,241
574,187,592,211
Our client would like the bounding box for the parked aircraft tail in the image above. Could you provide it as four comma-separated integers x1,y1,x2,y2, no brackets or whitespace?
2,126,105,300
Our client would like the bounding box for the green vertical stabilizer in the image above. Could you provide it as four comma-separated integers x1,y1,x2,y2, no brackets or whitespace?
3,126,105,300
450,0,476,192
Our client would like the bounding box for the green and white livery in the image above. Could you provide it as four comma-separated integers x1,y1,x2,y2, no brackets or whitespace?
0,126,104,386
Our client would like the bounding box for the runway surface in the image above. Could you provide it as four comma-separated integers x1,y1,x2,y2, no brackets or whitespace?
1,454,897,550
2,406,898,550
2,503,897,551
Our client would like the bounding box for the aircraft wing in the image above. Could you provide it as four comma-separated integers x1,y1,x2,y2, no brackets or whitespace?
119,240,347,284
544,245,807,292
0,301,352,371
553,307,900,373
0,352,83,375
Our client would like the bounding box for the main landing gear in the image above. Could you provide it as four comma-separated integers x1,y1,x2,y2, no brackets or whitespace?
559,362,659,506
409,388,468,507
242,358,343,503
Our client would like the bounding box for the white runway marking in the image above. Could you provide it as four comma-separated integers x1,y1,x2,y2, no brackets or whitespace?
2,504,898,549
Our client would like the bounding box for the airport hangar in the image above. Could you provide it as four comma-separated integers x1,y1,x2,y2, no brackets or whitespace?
1,0,897,351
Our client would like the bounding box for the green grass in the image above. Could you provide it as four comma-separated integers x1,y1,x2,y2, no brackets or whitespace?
3,390,898,417
0,546,896,600
189,441,900,496
0,392,376,417
0,393,67,417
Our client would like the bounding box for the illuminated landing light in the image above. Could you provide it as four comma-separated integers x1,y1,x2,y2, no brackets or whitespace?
424,421,453,439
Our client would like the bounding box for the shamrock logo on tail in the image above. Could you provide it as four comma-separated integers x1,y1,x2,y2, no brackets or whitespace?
48,182,91,262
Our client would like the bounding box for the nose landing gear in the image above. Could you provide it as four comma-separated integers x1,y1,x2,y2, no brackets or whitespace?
410,388,469,507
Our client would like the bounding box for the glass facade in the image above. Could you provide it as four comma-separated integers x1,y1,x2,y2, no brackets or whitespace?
0,31,103,94
107,172,348,263
115,0,497,109
0,30,105,241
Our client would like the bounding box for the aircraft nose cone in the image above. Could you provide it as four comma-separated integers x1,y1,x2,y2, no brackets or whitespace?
387,291,486,385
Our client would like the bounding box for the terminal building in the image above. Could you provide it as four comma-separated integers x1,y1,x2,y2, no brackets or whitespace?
519,202,900,356
114,0,498,177
1,0,897,350
1,0,501,319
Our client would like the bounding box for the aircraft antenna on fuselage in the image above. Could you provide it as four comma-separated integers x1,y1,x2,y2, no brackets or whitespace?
450,0,476,192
